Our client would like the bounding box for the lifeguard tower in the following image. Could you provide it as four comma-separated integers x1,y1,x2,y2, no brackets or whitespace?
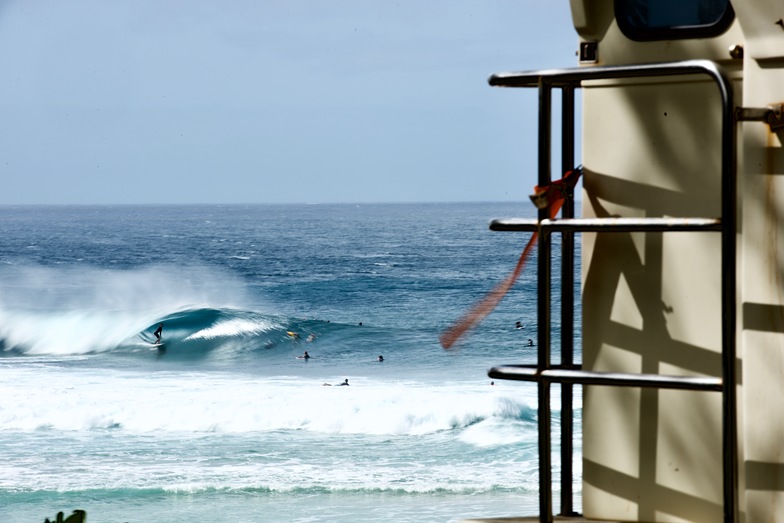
466,1,784,521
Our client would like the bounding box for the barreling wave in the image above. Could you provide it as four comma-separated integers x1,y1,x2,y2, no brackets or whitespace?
0,263,283,357
0,304,351,359
132,307,329,357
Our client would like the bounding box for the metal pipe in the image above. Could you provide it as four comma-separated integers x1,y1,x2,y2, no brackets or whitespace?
559,85,575,517
536,77,553,523
489,59,728,90
490,217,722,233
717,60,738,523
488,366,724,391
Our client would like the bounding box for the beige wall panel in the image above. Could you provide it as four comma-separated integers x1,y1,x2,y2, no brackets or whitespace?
732,0,784,60
582,77,725,521
660,233,722,353
739,48,784,520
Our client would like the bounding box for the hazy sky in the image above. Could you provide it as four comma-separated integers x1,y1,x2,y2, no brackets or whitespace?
0,1,577,205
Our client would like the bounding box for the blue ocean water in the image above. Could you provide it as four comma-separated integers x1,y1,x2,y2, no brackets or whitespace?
0,203,581,522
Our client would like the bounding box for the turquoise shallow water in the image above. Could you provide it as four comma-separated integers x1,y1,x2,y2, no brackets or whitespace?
0,203,581,522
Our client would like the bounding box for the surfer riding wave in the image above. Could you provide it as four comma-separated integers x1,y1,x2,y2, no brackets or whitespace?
153,323,163,344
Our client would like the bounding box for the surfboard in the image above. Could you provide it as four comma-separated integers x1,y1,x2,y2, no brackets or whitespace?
150,342,165,349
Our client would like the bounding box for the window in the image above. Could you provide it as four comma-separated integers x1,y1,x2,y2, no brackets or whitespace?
615,0,734,41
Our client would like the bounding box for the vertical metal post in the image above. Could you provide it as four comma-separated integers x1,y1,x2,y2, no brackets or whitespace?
718,70,738,523
559,85,575,517
537,78,553,523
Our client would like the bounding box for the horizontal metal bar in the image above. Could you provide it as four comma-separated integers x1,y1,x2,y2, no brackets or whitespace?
488,365,723,391
489,59,725,89
736,107,774,122
735,105,784,131
490,217,722,233
490,219,540,232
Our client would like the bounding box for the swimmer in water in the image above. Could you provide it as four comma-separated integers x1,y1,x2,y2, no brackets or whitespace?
377,355,384,362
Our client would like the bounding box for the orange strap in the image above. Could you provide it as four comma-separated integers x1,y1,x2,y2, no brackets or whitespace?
439,167,582,349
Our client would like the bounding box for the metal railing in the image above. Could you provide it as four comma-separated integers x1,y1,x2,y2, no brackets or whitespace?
486,60,737,523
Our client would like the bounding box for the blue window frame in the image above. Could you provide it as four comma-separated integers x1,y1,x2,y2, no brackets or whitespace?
615,0,734,41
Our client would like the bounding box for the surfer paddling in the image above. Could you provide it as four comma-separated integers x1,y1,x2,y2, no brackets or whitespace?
323,378,349,386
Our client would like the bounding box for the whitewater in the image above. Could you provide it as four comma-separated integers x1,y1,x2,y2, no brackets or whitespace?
0,203,581,522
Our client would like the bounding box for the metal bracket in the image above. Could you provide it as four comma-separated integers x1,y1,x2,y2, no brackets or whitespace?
735,104,784,131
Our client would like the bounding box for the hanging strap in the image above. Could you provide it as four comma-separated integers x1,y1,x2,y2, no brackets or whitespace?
440,167,582,349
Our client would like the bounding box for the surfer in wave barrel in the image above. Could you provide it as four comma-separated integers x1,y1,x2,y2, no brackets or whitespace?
154,323,163,344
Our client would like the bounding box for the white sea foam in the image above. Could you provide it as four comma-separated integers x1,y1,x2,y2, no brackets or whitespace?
0,366,537,437
0,363,551,499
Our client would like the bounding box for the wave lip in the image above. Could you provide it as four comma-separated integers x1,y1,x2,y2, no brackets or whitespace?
183,314,280,341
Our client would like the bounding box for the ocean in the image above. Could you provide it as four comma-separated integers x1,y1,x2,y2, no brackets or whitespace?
0,202,581,522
